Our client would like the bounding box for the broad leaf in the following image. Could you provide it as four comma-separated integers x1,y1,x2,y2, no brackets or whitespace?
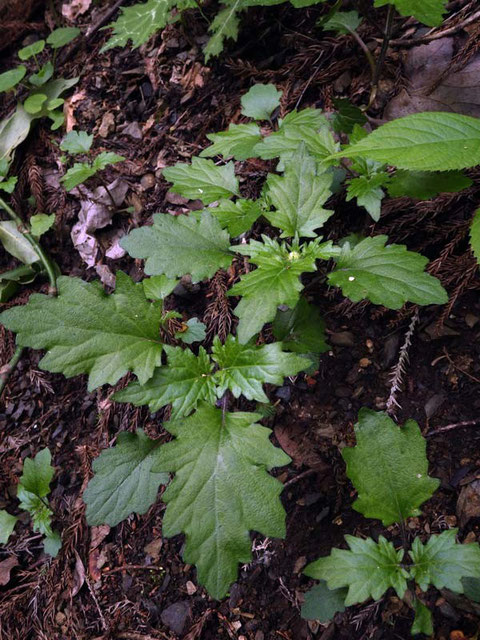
175,317,206,344
114,345,216,417
374,0,446,27
43,531,62,557
60,130,93,154
84,430,169,526
273,298,328,358
212,335,309,401
208,198,263,237
0,511,18,544
29,62,54,87
163,158,239,204
152,404,290,599
121,212,233,281
463,577,480,602
340,112,480,172
410,529,480,593
301,581,347,622
143,275,178,300
240,83,282,120
101,0,177,51
305,535,408,606
412,599,433,636
345,174,388,221
0,66,26,93
0,221,39,264
322,10,362,34
342,409,439,526
92,152,124,171
229,236,335,343
0,272,164,391
30,214,55,238
255,124,337,166
332,98,366,134
19,448,54,498
279,108,328,129
46,27,81,49
24,94,48,115
18,40,45,61
61,162,96,190
204,3,243,62
201,123,262,161
328,235,448,309
387,170,472,200
265,144,333,237
470,208,480,266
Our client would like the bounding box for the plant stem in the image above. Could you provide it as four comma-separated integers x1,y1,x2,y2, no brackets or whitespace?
0,195,57,296
367,3,395,109
0,345,24,397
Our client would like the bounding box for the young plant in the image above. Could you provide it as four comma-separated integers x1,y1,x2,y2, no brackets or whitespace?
59,130,124,191
0,448,61,557
301,409,480,636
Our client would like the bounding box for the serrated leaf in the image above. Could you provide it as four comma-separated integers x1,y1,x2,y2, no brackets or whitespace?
30,214,55,238
301,581,347,622
229,236,334,343
412,599,433,636
0,66,26,93
46,26,81,49
176,317,207,344
332,98,367,134
0,511,18,544
342,409,440,526
19,448,54,498
387,170,473,200
61,162,96,190
208,198,263,237
204,3,243,62
60,130,93,154
265,144,333,237
240,83,282,120
0,221,39,264
200,123,262,160
254,124,338,168
212,335,309,402
163,157,239,204
374,0,446,27
92,151,124,171
410,529,480,593
114,345,216,418
328,235,448,309
18,488,54,536
322,10,362,34
273,298,328,358
143,275,179,300
101,0,177,52
0,272,164,391
339,112,480,172
18,40,45,61
83,430,169,526
151,404,290,599
121,212,233,281
279,108,328,130
346,174,388,221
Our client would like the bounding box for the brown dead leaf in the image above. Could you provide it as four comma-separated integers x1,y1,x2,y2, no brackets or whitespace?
456,479,480,527
0,556,18,586
144,537,163,560
274,423,329,472
62,0,91,20
71,550,86,597
64,89,87,132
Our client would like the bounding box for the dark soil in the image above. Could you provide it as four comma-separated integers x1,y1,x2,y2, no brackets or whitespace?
1,2,480,639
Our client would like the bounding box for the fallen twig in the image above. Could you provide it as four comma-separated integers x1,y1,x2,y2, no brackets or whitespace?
426,420,480,437
386,309,419,416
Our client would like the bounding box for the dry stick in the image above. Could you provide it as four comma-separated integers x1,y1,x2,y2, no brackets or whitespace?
385,309,420,416
367,3,395,109
386,8,480,47
426,419,480,437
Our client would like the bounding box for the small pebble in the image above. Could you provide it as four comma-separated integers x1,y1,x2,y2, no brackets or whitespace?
141,173,156,190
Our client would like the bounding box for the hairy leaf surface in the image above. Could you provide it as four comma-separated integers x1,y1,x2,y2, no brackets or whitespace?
151,404,290,599
0,272,164,390
343,409,440,525
84,430,169,526
240,83,282,120
201,123,262,160
208,198,263,237
163,157,239,204
204,3,243,61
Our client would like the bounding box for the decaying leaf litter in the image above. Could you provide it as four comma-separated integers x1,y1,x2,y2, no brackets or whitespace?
1,0,480,638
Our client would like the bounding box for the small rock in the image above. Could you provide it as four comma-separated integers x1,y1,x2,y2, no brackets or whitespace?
276,386,291,401
185,580,197,595
160,601,190,635
293,556,307,574
424,394,445,419
329,331,354,347
144,537,163,560
465,313,479,328
123,121,143,140
140,173,156,190
98,111,115,138
55,611,66,625
457,479,480,527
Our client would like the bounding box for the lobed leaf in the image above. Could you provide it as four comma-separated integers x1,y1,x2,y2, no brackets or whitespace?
204,2,243,62
240,83,282,120
200,122,262,161
163,157,239,204
208,198,263,237
272,298,328,359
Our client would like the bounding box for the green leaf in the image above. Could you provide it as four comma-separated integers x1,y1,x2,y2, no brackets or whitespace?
0,66,26,93
374,0,446,27
175,317,206,344
30,213,55,238
345,174,388,221
328,235,448,309
143,275,179,300
0,281,19,303
412,599,433,636
254,124,337,167
265,144,333,237
43,531,62,557
332,98,367,134
212,335,309,402
60,130,93,154
121,212,233,282
114,345,216,417
304,535,409,606
46,27,81,49
61,162,96,190
49,110,65,131
208,198,263,237
0,221,39,264
240,83,282,120
301,581,347,622
339,112,480,172
342,409,440,526
92,151,124,171
83,430,169,526
18,488,54,536
18,40,45,61
18,448,54,498
0,176,17,194
163,158,239,204
200,123,262,161
462,577,480,602
47,98,64,111
273,298,328,358
279,108,328,130
204,3,243,62
409,529,480,593
230,237,334,343
321,10,362,34
29,61,54,87
23,93,48,115
387,170,473,200
101,0,177,52
152,404,291,599
0,272,164,391
0,511,18,544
